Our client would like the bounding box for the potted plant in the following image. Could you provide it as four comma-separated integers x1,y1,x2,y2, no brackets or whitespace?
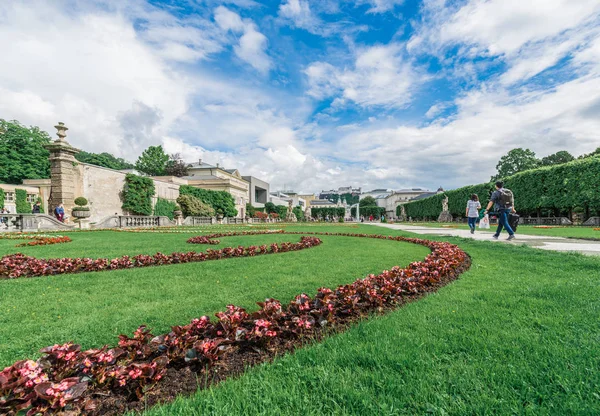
72,197,91,219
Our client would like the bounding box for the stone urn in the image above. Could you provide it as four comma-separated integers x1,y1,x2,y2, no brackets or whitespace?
72,209,91,219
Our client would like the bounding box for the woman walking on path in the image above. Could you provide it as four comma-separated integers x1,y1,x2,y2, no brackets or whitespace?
466,194,481,234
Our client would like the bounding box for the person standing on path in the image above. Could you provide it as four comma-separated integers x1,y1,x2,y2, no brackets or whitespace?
484,181,516,241
465,194,481,234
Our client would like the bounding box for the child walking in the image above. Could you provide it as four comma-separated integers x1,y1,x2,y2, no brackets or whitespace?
466,194,481,234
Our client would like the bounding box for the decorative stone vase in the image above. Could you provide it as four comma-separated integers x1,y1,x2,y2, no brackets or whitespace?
72,209,91,219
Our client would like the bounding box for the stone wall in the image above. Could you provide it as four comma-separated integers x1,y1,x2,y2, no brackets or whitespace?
72,163,180,223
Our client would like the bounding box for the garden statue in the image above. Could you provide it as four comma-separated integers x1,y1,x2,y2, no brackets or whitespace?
438,195,453,222
286,200,298,222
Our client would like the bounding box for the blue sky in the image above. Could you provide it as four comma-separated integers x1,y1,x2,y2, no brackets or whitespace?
0,0,599,192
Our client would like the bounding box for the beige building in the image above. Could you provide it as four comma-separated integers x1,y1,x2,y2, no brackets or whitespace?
183,160,250,218
0,183,45,214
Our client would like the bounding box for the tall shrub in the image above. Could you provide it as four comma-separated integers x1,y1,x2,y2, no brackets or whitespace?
154,198,178,220
15,189,31,214
176,194,215,217
179,185,237,217
401,157,600,219
311,207,345,219
0,188,4,209
121,174,155,215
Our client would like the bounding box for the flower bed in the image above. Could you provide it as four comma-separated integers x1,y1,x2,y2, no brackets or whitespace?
0,231,320,280
0,232,470,415
0,234,72,248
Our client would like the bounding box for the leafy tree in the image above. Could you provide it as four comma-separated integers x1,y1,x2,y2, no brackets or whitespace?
135,145,169,176
276,205,287,218
359,196,378,207
165,153,190,177
293,206,304,221
176,194,215,217
75,151,134,170
541,151,574,166
579,147,600,159
493,148,539,180
0,119,51,184
245,203,257,218
264,202,277,214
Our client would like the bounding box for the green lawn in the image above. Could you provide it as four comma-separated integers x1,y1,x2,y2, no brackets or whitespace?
0,227,428,367
407,221,600,239
2,224,599,415
143,225,600,416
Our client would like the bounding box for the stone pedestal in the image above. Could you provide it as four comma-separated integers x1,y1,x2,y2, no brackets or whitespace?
286,213,298,222
44,123,81,216
437,211,453,222
78,219,91,229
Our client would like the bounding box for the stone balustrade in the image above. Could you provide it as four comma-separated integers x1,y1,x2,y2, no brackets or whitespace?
0,214,75,232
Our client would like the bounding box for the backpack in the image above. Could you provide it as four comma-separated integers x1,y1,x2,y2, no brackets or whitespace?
498,188,514,208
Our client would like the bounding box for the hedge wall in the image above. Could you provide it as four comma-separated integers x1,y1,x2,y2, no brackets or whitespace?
179,186,237,217
400,156,600,220
153,198,178,220
311,207,345,219
0,189,4,209
122,174,155,216
15,189,31,214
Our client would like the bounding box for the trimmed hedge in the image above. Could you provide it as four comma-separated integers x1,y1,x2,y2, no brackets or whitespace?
15,189,31,214
311,207,345,219
153,198,178,220
399,156,600,220
351,206,385,218
0,188,4,209
122,174,155,216
179,186,237,217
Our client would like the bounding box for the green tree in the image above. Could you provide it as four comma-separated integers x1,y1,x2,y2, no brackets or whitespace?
579,147,600,159
76,151,134,170
359,196,378,207
0,119,51,184
176,195,215,217
493,148,539,180
165,153,190,177
135,145,169,176
541,151,574,166
264,202,277,214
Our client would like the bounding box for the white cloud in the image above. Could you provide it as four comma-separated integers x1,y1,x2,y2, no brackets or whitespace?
356,0,404,14
214,6,272,73
306,43,421,108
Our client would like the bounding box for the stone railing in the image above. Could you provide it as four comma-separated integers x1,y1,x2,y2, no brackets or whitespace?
226,217,244,225
183,216,215,226
583,217,600,226
93,215,174,229
0,214,75,232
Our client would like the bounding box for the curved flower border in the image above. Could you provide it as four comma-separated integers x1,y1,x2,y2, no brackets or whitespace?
0,234,72,248
0,232,470,415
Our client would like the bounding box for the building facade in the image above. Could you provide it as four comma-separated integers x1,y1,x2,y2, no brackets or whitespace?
242,176,270,208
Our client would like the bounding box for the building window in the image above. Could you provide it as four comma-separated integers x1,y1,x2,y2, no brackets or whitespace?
5,192,14,202
27,194,37,203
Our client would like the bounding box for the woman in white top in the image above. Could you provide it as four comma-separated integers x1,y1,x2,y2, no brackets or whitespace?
466,194,481,234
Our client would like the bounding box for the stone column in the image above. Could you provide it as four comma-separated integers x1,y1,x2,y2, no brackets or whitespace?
44,122,80,216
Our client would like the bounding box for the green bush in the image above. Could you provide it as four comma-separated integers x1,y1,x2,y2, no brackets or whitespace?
351,206,385,218
154,198,179,220
179,186,237,217
121,174,155,216
401,157,600,219
74,197,88,206
293,206,304,221
176,194,215,217
0,189,4,209
245,203,256,218
15,189,31,214
311,207,345,220
72,206,90,212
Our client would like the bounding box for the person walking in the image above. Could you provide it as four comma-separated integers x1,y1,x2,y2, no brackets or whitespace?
32,201,41,214
484,181,516,241
465,194,481,234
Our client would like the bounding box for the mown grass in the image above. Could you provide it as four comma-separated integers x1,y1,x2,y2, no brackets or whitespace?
408,222,600,239
0,228,428,367
142,225,600,416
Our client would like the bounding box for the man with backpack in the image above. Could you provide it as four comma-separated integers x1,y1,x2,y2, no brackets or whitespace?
484,181,516,241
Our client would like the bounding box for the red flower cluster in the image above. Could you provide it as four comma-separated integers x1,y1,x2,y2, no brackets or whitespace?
186,236,220,245
0,232,470,415
15,236,72,248
253,211,268,219
0,232,319,279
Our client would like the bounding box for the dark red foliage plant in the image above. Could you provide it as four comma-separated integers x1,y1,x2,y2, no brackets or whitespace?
0,231,470,415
